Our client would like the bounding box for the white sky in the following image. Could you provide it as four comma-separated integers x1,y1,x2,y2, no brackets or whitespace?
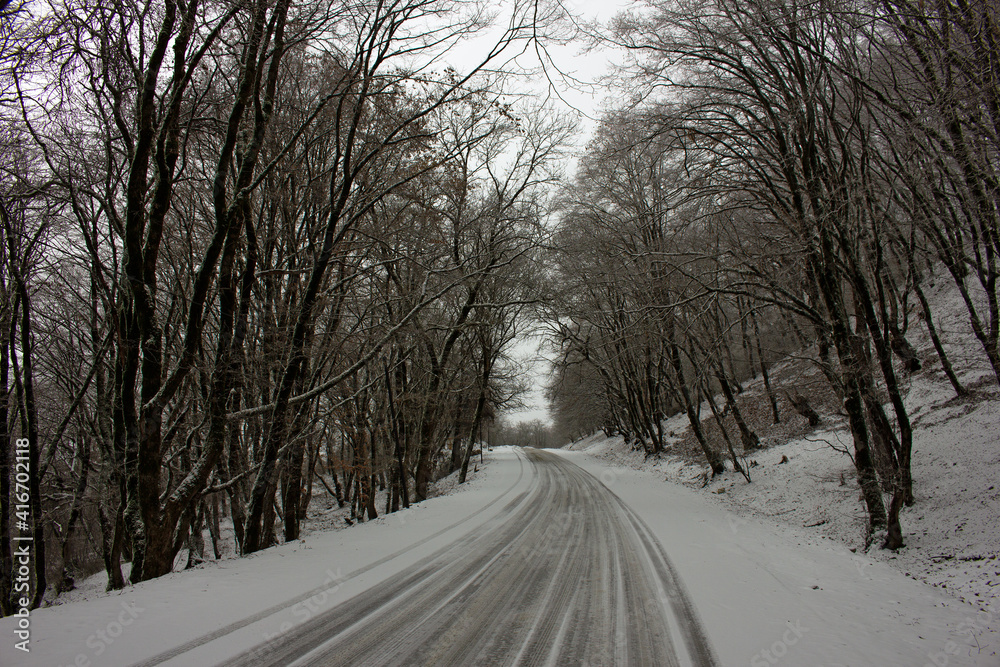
429,0,631,140
385,0,631,426
444,0,631,425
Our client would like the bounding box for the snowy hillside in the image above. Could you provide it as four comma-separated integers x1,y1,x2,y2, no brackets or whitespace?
565,274,1000,620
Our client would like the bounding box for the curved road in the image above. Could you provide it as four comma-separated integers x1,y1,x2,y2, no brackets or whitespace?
215,449,717,667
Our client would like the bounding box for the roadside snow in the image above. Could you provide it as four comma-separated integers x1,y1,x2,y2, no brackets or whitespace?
561,272,1000,663
2,440,995,666
556,447,999,666
0,448,524,667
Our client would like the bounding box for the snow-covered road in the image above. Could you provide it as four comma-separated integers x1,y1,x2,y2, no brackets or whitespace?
2,446,995,666
206,448,716,666
557,449,997,666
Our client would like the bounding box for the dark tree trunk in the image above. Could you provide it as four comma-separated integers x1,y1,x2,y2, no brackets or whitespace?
884,490,905,550
843,377,889,534
715,366,759,451
450,434,463,474
914,280,967,397
460,376,489,484
58,436,91,592
667,335,724,475
413,417,436,502
301,442,321,524
365,474,378,521
96,497,125,592
223,440,248,553
849,263,915,510
788,392,821,427
258,476,279,550
208,497,222,560
11,276,46,608
751,308,780,423
889,328,921,372
282,433,308,542
326,438,345,508
811,245,888,534
703,379,743,477
0,298,11,615
114,0,288,576
385,358,409,510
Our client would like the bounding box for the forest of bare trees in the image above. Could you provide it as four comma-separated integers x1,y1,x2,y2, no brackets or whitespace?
0,0,571,611
543,0,998,551
0,0,997,617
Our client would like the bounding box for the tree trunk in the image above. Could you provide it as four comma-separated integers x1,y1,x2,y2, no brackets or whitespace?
884,490,905,550
668,337,724,475
282,433,308,542
811,246,888,534
849,266,915,510
914,280,967,397
788,392,821,427
11,277,46,608
703,379,742,476
0,300,11,615
751,308,780,423
223,439,248,554
208,497,222,560
97,497,125,592
58,436,91,592
385,359,409,510
460,381,489,484
715,365,759,450
414,417,436,502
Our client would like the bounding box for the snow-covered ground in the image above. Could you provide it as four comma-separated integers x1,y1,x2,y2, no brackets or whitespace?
568,391,999,618
2,276,996,666
566,275,1000,617
0,450,521,667
558,448,998,666
44,458,489,611
1,442,996,666
562,274,1000,663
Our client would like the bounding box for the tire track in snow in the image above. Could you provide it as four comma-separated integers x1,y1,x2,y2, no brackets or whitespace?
137,449,530,667
214,449,718,666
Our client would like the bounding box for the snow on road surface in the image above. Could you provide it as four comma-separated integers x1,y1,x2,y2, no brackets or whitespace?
2,446,995,666
555,449,998,666
210,449,714,666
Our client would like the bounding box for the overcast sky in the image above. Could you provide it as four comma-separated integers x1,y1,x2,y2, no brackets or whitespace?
451,0,631,425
